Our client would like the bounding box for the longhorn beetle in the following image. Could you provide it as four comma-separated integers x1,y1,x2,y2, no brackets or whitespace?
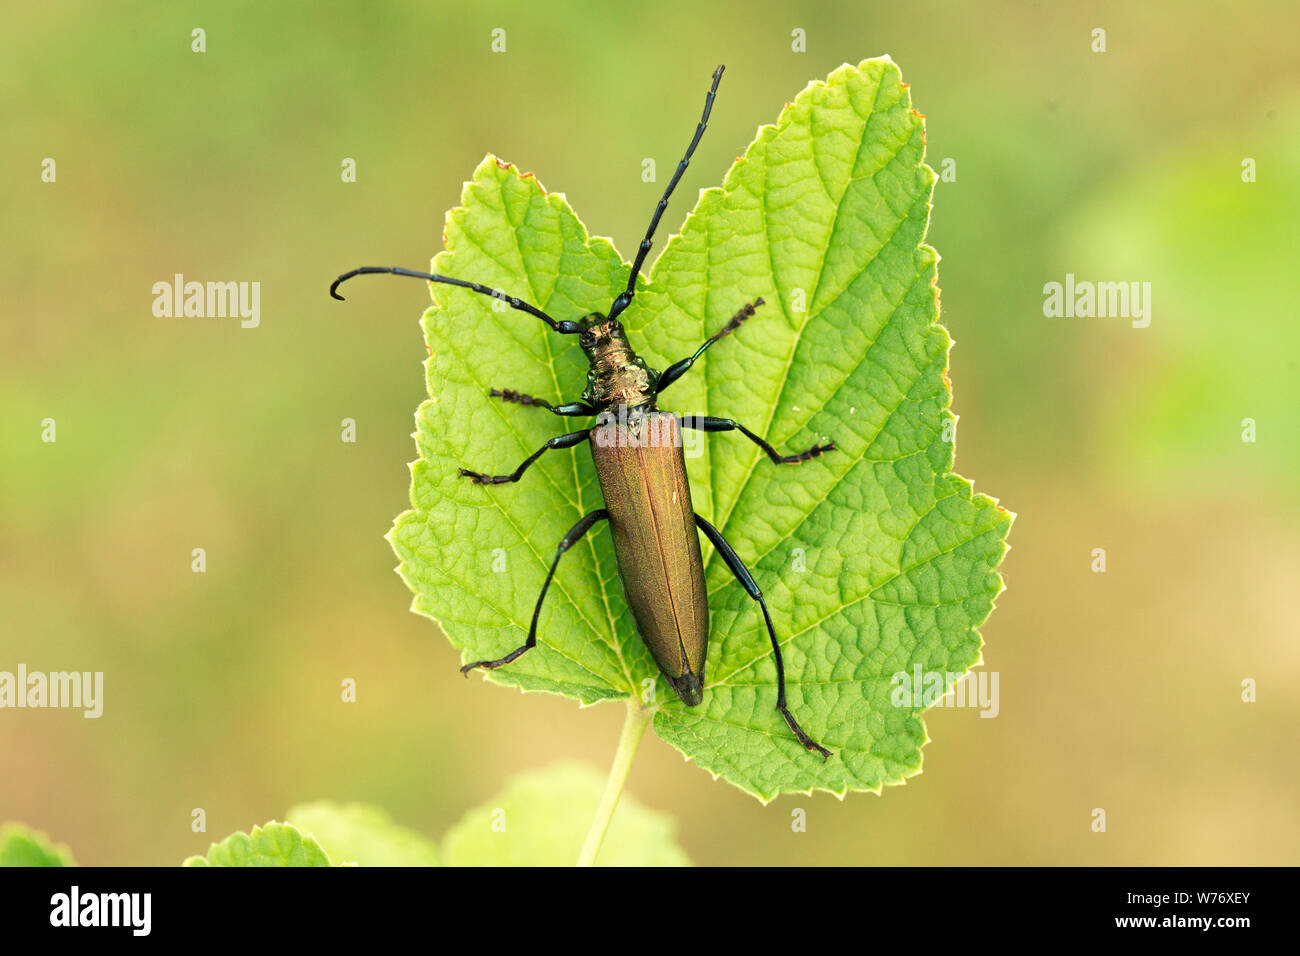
331,66,834,758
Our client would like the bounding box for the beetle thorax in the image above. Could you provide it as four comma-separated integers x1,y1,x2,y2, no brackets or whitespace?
578,313,659,409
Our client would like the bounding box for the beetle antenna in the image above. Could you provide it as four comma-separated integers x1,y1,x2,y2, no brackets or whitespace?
608,64,724,322
330,266,581,334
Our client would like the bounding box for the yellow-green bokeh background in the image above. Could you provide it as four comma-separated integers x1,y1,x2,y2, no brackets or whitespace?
3,1,1297,865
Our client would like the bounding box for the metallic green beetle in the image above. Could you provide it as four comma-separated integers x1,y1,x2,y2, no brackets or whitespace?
331,66,834,758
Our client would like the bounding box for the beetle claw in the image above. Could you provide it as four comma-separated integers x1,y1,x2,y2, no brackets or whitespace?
781,706,832,759
458,468,504,484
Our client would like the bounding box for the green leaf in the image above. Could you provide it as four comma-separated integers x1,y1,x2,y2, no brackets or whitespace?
441,762,688,866
0,823,75,866
286,802,440,866
183,822,333,867
390,57,1012,800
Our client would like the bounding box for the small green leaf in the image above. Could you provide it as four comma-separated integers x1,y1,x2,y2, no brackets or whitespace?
390,58,1011,800
441,762,688,866
0,823,75,866
286,802,440,867
183,822,333,867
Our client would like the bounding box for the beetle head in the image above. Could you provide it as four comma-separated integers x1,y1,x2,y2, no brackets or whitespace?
576,312,630,357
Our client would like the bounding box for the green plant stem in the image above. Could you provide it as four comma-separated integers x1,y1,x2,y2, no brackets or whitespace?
577,698,654,866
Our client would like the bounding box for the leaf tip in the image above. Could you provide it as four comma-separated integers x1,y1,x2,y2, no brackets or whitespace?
518,169,548,194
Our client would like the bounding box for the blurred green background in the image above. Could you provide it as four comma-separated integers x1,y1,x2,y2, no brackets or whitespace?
2,0,1297,865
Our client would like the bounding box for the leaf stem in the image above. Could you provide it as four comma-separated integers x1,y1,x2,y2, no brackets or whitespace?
577,698,654,866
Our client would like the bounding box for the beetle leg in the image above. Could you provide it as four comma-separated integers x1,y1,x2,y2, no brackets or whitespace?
461,508,610,675
488,388,597,417
459,429,590,484
654,298,763,396
681,416,835,464
693,513,831,760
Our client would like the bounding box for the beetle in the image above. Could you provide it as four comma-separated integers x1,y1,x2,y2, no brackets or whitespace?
331,66,833,758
